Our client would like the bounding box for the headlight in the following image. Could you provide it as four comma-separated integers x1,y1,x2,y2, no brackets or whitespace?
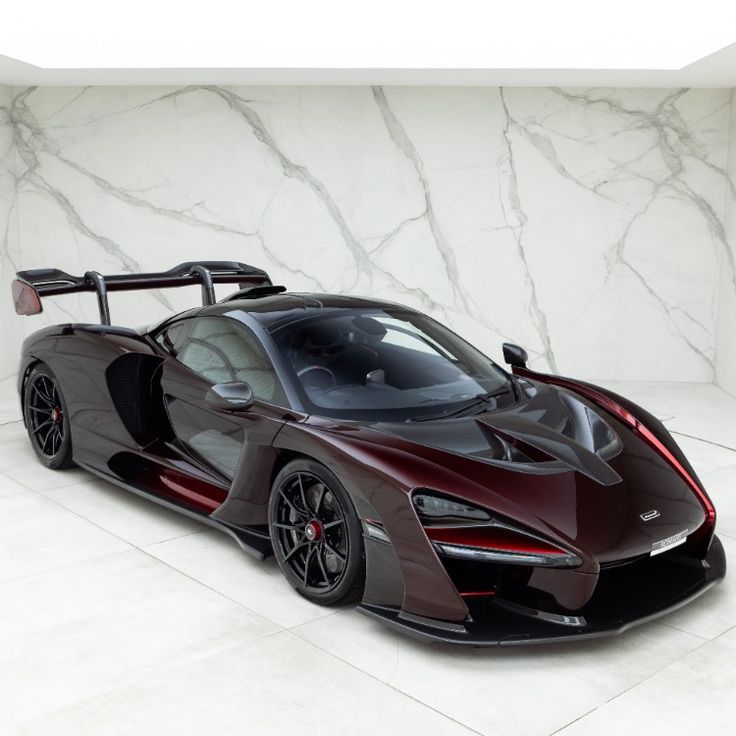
413,492,581,568
429,531,582,568
413,492,491,521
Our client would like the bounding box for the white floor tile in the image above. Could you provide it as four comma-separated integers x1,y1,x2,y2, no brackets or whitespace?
555,630,736,736
0,473,33,499
0,376,21,424
668,433,736,477
0,419,24,440
0,492,130,582
44,479,204,547
610,382,736,451
293,611,704,736
699,465,736,540
146,529,338,629
598,381,733,431
14,631,476,736
0,429,37,473
0,421,90,487
3,461,92,491
658,535,735,640
0,549,281,727
666,408,736,454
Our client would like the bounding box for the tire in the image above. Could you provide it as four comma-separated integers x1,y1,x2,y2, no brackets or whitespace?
23,364,74,469
269,458,365,606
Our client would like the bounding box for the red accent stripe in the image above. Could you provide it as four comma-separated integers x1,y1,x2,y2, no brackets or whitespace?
459,590,497,598
517,370,716,528
145,467,228,513
634,421,715,527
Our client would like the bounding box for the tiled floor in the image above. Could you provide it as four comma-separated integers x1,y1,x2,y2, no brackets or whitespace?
0,381,734,735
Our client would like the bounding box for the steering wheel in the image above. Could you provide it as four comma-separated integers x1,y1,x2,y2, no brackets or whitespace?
297,365,337,390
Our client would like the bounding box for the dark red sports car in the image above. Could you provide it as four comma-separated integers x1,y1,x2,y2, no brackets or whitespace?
12,261,725,645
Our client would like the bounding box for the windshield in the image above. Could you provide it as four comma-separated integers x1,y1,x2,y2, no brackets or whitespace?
271,308,511,421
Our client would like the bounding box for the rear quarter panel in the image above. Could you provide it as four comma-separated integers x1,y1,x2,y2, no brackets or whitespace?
19,325,160,472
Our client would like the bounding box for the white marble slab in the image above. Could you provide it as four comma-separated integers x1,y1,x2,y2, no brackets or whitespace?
44,479,204,548
145,528,339,629
293,610,703,736
556,629,736,736
0,491,130,582
1,85,734,406
717,91,736,397
13,630,477,736
0,549,280,727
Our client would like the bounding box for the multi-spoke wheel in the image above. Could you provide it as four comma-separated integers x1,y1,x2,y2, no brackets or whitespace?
269,459,365,605
23,364,74,469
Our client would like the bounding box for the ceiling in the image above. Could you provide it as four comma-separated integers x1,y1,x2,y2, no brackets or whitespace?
1,0,735,87
1,42,736,87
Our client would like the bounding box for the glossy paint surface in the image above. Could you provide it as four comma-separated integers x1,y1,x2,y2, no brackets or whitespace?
515,367,716,528
15,292,725,639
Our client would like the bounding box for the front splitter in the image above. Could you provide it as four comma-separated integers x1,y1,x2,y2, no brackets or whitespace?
358,535,726,646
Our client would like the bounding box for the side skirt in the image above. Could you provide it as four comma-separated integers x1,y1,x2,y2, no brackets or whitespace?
75,461,272,560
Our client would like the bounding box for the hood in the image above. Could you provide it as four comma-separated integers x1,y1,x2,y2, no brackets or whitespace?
362,380,707,564
372,381,623,486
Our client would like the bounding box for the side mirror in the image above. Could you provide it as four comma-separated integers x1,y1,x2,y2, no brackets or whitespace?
502,342,528,368
205,382,254,412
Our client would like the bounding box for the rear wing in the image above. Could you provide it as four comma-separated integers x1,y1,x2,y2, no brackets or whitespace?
12,261,272,325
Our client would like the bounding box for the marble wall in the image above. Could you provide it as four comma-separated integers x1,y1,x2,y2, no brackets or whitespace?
716,90,736,396
0,84,20,413
1,85,735,414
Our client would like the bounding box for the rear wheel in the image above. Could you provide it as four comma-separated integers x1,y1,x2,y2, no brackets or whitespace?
23,364,74,469
269,459,365,606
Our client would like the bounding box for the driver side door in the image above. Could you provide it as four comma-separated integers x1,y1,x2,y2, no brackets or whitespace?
160,315,288,481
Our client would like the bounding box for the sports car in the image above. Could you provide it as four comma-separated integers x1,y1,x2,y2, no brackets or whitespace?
11,260,726,645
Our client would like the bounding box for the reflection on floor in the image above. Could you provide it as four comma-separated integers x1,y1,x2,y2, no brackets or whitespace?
0,381,734,735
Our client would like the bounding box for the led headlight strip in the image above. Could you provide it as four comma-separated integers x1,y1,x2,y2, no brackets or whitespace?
426,525,582,567
413,492,582,568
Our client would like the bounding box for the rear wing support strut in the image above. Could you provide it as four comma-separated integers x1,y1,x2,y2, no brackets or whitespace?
12,261,272,323
190,264,216,308
85,271,111,325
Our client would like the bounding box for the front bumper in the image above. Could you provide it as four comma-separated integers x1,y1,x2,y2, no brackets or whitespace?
358,534,726,646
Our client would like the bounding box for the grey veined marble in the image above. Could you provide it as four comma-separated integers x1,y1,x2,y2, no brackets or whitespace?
0,85,734,396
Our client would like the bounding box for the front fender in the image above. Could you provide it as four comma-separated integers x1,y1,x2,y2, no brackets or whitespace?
273,420,471,623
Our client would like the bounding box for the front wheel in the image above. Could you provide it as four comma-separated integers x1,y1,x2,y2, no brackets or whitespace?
269,459,365,606
23,364,74,469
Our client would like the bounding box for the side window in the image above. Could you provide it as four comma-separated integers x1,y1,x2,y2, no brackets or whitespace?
155,322,186,355
176,317,286,404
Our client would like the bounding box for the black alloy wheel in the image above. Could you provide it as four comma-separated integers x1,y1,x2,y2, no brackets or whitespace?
24,365,74,469
269,459,365,605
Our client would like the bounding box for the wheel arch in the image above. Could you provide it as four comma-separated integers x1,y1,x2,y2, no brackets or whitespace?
270,448,306,487
268,454,367,606
18,357,43,426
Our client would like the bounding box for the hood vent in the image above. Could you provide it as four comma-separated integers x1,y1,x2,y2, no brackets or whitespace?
374,384,623,486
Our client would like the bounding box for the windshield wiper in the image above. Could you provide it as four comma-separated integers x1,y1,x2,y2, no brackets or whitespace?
408,389,508,422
